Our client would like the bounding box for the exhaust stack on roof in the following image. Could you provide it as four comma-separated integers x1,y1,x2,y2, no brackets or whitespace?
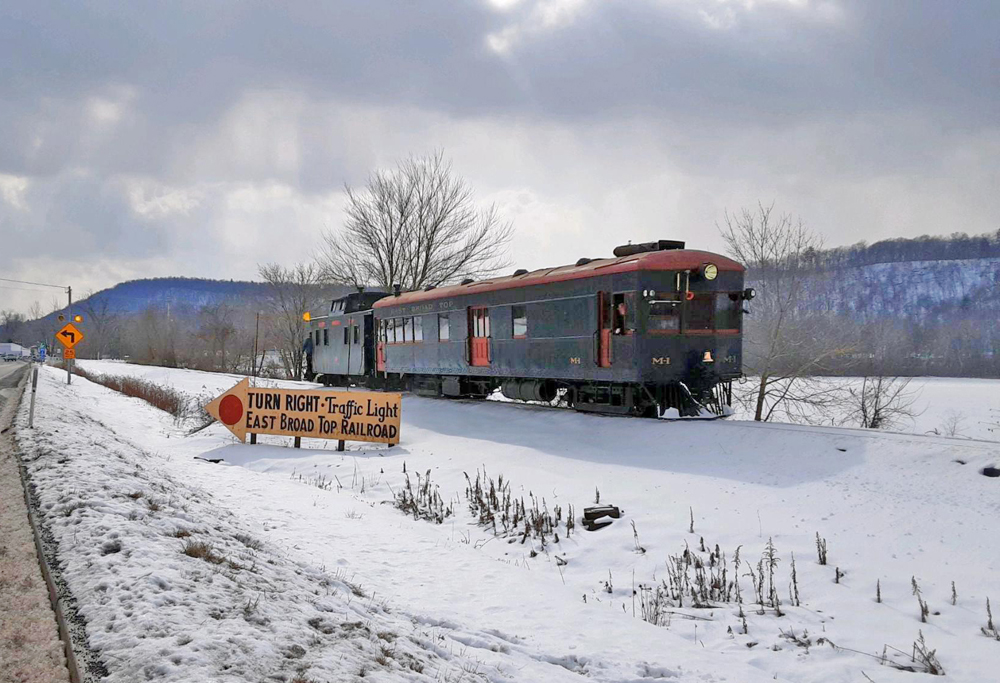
613,240,686,258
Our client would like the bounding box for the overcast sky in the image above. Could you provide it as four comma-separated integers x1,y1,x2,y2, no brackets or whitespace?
1,0,998,314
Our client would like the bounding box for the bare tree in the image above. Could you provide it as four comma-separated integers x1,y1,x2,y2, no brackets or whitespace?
28,301,44,321
196,302,237,371
720,202,853,422
844,321,920,430
80,293,123,359
846,375,919,430
1,310,26,342
258,263,324,380
319,151,513,291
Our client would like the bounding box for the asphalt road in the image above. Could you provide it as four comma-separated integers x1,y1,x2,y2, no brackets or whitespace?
0,361,28,405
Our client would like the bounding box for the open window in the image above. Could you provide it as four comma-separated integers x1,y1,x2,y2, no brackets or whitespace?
612,292,635,335
512,305,527,338
438,314,449,341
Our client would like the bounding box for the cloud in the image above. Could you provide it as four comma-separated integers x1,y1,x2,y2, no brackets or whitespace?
0,0,998,316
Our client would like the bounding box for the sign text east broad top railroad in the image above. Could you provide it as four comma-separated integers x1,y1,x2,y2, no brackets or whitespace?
205,378,401,445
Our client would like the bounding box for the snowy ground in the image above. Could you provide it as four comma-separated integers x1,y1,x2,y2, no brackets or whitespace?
728,376,1000,442
20,360,1000,681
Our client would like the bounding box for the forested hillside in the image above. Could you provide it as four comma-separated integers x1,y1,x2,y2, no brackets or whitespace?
748,230,1000,377
2,277,352,377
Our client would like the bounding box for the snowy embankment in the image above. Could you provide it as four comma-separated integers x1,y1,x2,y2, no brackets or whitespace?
25,360,1000,681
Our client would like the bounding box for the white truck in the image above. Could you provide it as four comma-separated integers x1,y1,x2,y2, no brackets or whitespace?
1,342,25,362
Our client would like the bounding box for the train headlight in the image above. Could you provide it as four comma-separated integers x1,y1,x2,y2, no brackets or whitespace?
702,263,718,280
743,287,756,301
703,351,714,363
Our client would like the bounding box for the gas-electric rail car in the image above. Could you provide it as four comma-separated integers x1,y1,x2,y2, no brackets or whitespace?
308,240,753,417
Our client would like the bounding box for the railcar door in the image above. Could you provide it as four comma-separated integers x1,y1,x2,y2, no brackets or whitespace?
376,319,387,372
597,292,612,367
468,306,490,367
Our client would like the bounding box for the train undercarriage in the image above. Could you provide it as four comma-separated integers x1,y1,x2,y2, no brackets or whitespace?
316,371,733,419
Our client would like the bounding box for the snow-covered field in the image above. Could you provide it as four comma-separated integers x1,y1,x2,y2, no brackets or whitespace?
16,360,1000,682
728,376,1000,442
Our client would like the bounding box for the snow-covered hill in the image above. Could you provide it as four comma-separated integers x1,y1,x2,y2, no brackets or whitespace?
17,361,1000,682
792,257,1000,320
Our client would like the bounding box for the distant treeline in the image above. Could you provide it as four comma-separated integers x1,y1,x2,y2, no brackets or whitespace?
802,229,1000,271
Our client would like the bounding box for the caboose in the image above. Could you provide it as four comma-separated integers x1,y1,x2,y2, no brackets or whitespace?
308,240,752,417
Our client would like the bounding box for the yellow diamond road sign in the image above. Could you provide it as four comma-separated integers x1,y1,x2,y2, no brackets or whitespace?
57,322,84,349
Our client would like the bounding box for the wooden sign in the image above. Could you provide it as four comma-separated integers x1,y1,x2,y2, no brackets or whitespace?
205,378,401,445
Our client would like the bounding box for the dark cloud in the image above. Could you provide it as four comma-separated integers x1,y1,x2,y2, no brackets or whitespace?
1,0,998,315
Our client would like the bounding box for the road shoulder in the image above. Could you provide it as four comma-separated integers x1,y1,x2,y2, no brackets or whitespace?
0,366,70,683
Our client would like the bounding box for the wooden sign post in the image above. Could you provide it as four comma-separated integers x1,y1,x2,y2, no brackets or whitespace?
205,378,401,447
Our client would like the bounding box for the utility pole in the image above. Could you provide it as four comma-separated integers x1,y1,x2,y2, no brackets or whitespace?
252,312,260,381
0,276,71,382
66,285,72,385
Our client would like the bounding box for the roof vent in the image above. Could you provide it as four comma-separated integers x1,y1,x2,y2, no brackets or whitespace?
460,278,475,285
423,284,436,291
512,268,529,276
613,240,686,258
575,258,593,266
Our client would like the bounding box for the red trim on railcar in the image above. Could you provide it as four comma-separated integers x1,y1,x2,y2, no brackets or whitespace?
373,249,744,308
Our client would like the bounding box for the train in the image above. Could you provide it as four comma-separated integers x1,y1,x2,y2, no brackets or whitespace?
307,240,753,417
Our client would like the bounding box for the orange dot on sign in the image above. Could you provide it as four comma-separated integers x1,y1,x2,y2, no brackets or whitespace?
219,395,243,426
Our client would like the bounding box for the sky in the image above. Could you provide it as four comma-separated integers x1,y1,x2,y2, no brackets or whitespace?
1,0,998,315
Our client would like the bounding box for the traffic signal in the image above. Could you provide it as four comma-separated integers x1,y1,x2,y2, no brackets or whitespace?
58,314,65,322
73,314,84,323
302,312,311,322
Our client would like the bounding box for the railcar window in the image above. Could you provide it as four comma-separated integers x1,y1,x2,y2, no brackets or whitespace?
512,305,527,338
649,300,680,331
438,314,449,341
687,294,714,331
344,327,350,345
612,293,635,334
400,318,408,343
413,317,422,342
483,309,491,337
323,328,329,346
353,325,360,344
315,330,320,346
716,294,742,332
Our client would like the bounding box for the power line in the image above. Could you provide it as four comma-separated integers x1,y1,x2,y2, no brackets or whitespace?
0,283,66,294
0,276,67,290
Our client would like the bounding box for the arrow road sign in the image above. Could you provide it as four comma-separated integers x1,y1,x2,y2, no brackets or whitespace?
205,378,250,442
56,322,84,349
